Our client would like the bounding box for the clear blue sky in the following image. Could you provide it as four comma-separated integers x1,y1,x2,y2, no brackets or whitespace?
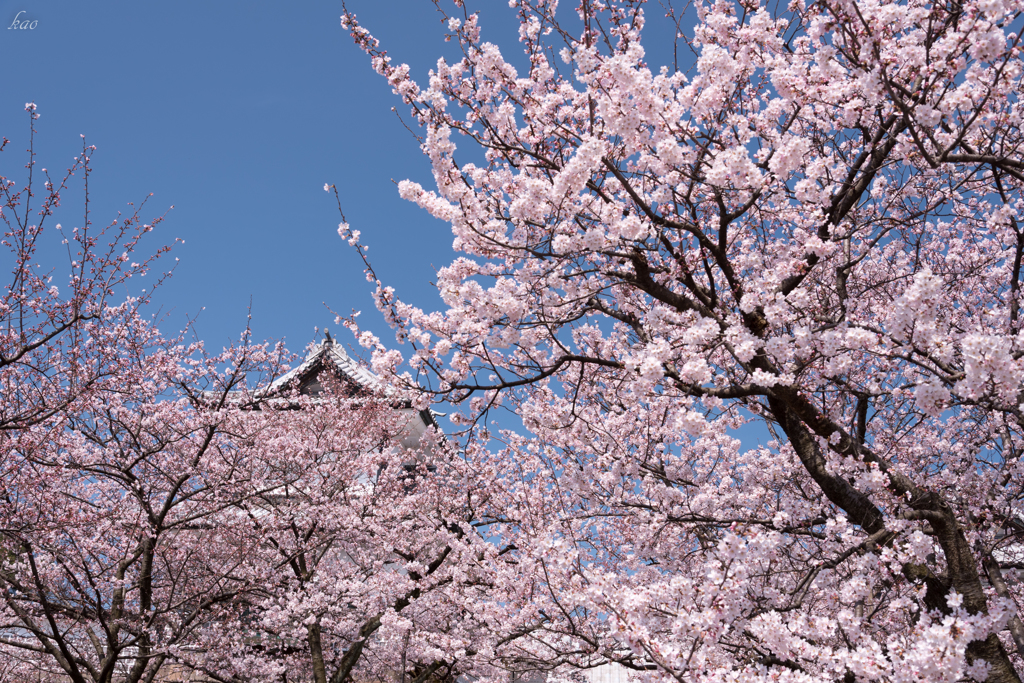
0,1,535,357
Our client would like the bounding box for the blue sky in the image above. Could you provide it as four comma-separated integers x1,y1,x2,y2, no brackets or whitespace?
0,1,532,358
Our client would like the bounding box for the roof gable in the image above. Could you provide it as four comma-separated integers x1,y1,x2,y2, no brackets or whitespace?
223,333,440,443
268,333,381,399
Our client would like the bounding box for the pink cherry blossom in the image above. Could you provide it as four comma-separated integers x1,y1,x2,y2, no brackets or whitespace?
339,0,1024,680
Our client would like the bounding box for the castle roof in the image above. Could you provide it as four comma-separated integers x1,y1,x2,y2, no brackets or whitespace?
267,332,382,398
262,332,439,451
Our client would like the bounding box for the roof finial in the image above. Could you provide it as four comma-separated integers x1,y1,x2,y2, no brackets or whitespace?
324,329,333,345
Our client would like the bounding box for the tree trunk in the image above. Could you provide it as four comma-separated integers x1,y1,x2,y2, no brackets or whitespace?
768,398,1021,683
309,621,329,683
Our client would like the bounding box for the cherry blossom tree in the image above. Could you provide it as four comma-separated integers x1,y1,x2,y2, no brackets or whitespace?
2,314,478,683
0,110,292,683
0,330,297,683
0,110,495,683
189,391,491,683
0,118,292,682
337,0,1024,680
1,103,173,433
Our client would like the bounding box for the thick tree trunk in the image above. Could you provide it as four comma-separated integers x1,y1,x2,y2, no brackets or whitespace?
329,614,382,683
767,397,1022,683
308,621,329,683
984,554,1024,658
931,510,1021,683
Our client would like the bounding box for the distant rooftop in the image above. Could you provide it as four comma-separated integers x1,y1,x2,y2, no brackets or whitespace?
267,332,382,398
